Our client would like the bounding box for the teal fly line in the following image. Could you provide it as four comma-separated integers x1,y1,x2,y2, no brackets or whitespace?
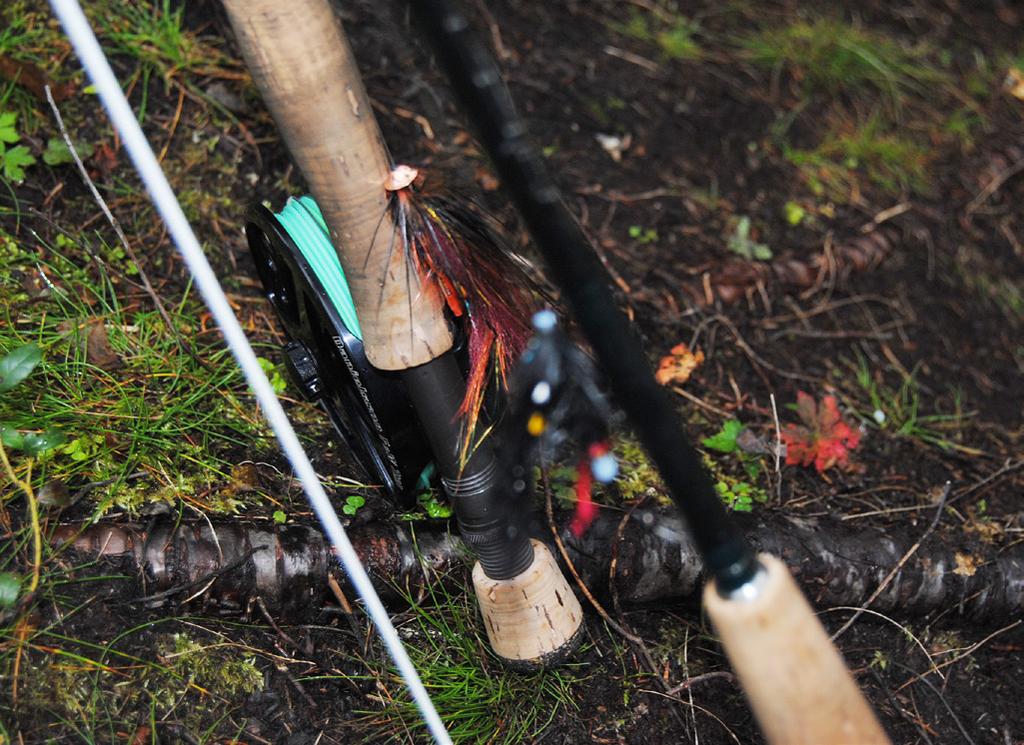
276,196,363,339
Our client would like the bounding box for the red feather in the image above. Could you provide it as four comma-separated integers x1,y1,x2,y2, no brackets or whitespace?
387,173,541,456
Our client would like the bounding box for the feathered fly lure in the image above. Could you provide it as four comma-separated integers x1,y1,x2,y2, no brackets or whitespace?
379,165,542,453
500,310,618,539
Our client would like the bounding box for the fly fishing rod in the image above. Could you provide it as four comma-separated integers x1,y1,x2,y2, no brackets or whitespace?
409,1,891,743
220,0,584,669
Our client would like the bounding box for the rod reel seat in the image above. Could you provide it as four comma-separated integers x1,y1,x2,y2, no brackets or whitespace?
245,196,463,505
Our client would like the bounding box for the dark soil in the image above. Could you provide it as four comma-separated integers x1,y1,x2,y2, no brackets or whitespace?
3,0,1023,743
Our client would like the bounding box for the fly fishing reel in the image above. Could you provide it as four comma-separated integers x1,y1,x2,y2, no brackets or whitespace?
245,196,437,505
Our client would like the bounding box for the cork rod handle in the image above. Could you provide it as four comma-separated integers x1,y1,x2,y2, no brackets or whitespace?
222,0,453,370
704,554,890,745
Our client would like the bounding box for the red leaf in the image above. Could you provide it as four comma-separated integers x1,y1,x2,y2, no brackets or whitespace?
781,392,861,472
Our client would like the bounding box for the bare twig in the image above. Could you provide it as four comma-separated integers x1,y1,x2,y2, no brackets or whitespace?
831,482,951,642
541,471,642,645
948,458,1023,506
896,619,1022,692
664,670,737,696
861,202,911,233
45,85,184,348
255,595,301,652
966,154,1024,215
769,393,782,501
890,660,977,745
824,606,942,681
670,385,731,418
327,572,369,649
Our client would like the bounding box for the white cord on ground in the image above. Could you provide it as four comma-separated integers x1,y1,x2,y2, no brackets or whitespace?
47,2,452,742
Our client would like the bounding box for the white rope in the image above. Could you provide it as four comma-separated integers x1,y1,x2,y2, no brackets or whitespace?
47,2,451,742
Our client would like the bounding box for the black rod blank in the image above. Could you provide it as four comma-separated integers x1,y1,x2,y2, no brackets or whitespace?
409,0,758,590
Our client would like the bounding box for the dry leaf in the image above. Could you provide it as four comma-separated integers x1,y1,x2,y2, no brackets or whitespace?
953,552,980,577
86,321,122,371
91,141,119,181
965,517,1003,543
224,462,260,496
595,133,632,162
655,343,704,386
1005,67,1024,101
0,53,76,102
37,479,70,508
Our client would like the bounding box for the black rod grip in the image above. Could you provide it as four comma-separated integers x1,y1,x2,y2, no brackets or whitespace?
401,353,534,580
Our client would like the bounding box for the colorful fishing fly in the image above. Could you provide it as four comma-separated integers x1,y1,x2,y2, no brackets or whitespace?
379,165,544,449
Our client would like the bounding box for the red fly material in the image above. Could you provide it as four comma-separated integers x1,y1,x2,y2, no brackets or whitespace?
570,441,610,537
570,458,594,538
386,168,540,449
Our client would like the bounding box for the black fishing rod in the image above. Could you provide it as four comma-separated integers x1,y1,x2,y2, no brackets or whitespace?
410,2,890,743
410,0,753,592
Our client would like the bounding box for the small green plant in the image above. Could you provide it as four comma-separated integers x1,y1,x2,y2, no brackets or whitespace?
257,356,288,395
783,201,807,226
701,421,769,510
0,345,64,456
702,420,744,453
942,107,983,146
613,437,664,502
628,224,659,245
341,494,365,516
42,136,95,167
0,112,36,182
272,509,287,524
0,572,19,609
727,216,773,260
704,419,770,476
60,433,105,463
715,479,761,512
417,489,452,518
159,632,263,698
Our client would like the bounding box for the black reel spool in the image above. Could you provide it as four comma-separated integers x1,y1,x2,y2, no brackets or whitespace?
244,198,444,506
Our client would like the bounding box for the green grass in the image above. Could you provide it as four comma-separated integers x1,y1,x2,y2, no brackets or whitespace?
354,576,585,744
87,0,235,84
0,2,58,66
784,111,930,198
610,9,703,62
741,18,945,103
844,353,976,453
4,612,264,742
0,224,268,515
0,0,239,132
741,16,957,202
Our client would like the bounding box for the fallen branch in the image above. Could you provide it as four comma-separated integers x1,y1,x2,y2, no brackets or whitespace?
51,508,1024,621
